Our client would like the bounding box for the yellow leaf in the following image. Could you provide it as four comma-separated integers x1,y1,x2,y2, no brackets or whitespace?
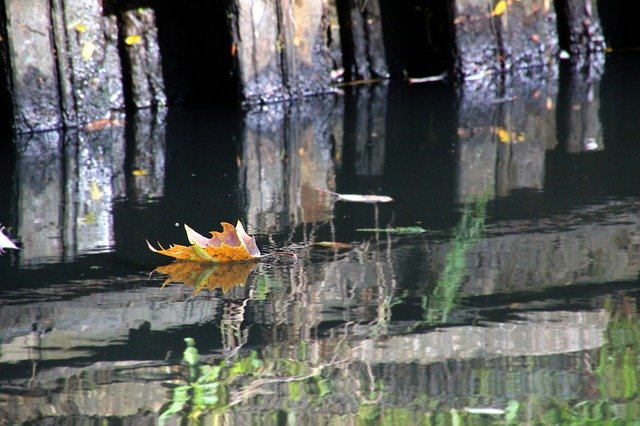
80,212,96,224
495,126,510,143
81,42,96,61
125,35,142,46
515,132,526,143
74,23,87,33
148,221,261,263
132,168,148,176
90,181,102,200
492,0,507,16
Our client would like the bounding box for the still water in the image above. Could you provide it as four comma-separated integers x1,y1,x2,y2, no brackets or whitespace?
1,55,640,424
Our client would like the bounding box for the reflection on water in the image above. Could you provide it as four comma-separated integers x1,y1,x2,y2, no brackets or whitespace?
348,84,388,176
2,58,640,424
15,132,64,265
15,123,126,266
562,64,604,153
456,72,558,201
72,125,126,254
240,99,337,232
11,110,166,267
128,108,167,202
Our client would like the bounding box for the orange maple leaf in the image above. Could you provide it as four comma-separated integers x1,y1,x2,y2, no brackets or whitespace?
147,220,261,263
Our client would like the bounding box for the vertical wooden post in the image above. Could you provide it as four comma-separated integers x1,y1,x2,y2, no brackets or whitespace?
451,0,502,80
283,0,332,96
3,0,62,132
54,0,124,125
121,8,167,108
2,0,124,132
337,0,388,80
327,0,344,79
452,0,558,81
227,0,334,103
498,0,558,71
556,0,605,56
227,0,286,102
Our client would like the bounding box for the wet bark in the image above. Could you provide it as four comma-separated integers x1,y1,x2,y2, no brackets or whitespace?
556,0,605,55
451,0,558,81
498,0,559,72
226,0,333,104
327,0,344,80
121,8,167,108
336,0,388,81
451,0,502,80
3,0,63,132
2,0,126,132
2,0,179,132
56,1,125,125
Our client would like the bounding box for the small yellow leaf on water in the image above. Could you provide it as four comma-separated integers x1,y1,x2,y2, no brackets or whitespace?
132,168,148,176
492,0,507,16
80,212,96,224
495,126,510,143
90,181,102,200
74,23,87,33
81,42,96,61
125,35,142,45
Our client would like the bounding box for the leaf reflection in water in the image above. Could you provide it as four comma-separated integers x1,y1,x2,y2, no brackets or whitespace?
153,261,258,294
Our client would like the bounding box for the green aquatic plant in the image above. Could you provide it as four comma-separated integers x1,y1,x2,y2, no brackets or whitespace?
356,226,429,235
422,195,488,324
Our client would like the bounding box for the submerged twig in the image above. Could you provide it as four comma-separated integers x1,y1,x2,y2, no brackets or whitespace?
408,70,448,84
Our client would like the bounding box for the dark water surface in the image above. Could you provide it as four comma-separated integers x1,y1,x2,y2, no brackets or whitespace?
1,55,640,424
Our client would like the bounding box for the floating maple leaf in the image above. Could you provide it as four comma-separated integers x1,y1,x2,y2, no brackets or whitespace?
154,261,257,294
147,220,261,263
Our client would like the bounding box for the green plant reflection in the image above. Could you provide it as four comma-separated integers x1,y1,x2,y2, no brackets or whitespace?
160,337,382,424
422,195,488,324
